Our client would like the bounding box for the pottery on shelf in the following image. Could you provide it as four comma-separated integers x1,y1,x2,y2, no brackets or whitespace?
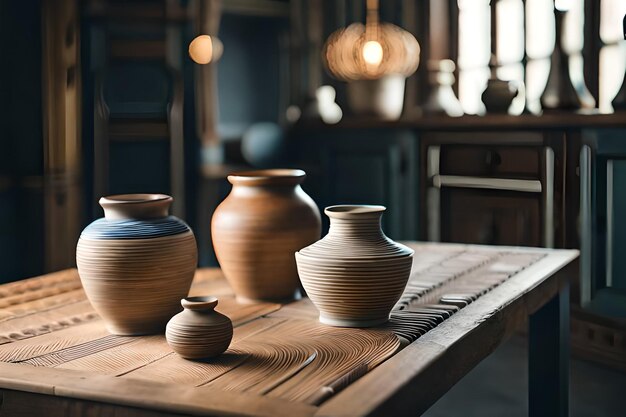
211,169,321,302
165,296,233,360
295,205,414,328
540,9,589,112
482,79,519,114
76,194,197,336
346,74,406,120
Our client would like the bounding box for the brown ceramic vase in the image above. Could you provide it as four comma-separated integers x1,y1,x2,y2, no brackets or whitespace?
165,296,233,360
211,169,321,302
76,194,197,335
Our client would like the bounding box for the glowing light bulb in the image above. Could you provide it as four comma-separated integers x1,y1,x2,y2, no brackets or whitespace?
362,40,383,66
189,35,223,64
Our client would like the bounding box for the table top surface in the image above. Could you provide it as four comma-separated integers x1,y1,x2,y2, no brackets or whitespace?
0,242,578,417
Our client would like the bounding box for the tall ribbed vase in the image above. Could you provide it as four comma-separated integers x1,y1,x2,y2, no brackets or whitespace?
296,205,414,327
76,194,197,335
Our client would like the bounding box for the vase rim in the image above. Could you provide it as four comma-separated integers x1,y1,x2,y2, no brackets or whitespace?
99,194,173,220
227,169,306,186
325,205,386,219
181,296,218,311
100,194,172,205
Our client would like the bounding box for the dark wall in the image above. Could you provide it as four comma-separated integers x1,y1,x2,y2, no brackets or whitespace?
217,14,287,140
0,0,44,282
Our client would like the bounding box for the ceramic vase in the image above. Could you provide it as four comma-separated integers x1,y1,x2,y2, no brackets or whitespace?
211,169,321,302
346,74,406,120
482,79,519,114
76,194,197,335
165,296,233,359
296,205,414,327
540,9,584,112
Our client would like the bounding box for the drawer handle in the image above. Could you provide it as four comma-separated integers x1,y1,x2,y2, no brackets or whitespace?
485,151,502,168
432,175,542,193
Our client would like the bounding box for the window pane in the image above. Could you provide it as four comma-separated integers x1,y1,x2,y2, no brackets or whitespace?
525,57,551,114
563,0,584,54
497,0,525,64
458,0,490,114
457,0,490,70
600,0,626,43
526,0,555,59
599,43,626,113
599,0,626,113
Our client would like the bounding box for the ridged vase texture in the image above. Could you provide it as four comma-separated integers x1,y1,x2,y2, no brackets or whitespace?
211,170,321,302
76,194,197,335
296,205,414,327
165,296,233,359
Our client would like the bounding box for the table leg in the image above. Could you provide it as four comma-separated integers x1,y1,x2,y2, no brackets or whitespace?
528,283,570,417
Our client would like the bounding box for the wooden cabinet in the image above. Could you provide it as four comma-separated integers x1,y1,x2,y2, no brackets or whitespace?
580,129,626,317
440,145,541,179
421,131,563,248
574,128,626,371
442,189,541,246
290,129,418,240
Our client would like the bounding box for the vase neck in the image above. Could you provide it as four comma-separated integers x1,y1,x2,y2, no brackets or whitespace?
325,205,386,240
227,169,306,187
230,183,300,199
328,216,385,239
99,194,172,220
181,296,218,312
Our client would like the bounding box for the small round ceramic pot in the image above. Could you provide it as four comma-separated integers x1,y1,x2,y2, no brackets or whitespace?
165,296,233,360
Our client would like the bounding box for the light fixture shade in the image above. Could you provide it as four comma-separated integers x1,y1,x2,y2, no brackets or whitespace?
323,22,420,81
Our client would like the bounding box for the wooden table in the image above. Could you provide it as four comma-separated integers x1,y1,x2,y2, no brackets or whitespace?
0,243,577,417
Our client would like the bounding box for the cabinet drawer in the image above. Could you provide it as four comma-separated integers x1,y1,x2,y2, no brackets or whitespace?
439,145,541,179
441,188,541,247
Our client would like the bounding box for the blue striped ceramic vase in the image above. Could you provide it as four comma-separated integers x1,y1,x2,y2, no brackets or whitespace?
76,194,197,335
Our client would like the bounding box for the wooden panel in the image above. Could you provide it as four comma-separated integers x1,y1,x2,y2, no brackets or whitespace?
441,189,541,246
606,158,626,292
571,307,626,373
110,40,166,60
0,389,187,417
297,130,418,241
108,119,170,141
41,0,83,274
440,145,541,179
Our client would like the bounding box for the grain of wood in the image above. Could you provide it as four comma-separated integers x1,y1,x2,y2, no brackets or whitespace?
0,269,80,299
0,289,87,322
0,301,99,345
0,280,83,309
213,296,281,326
126,317,287,385
0,389,188,417
0,243,578,417
126,350,248,386
0,321,109,362
0,362,318,417
56,336,170,375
